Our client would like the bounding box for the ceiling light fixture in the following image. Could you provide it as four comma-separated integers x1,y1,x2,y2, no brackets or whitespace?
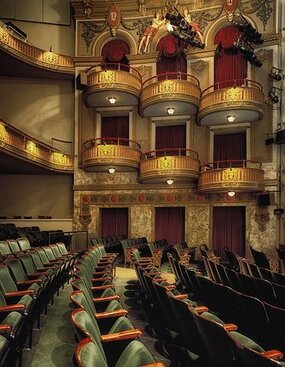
167,107,175,115
228,191,236,197
108,167,116,174
166,178,174,185
108,97,116,104
227,115,236,123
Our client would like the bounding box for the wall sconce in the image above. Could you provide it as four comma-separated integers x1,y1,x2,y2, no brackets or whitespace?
108,167,116,174
269,67,284,81
228,191,236,197
167,107,175,115
108,97,116,104
227,115,236,123
166,178,174,185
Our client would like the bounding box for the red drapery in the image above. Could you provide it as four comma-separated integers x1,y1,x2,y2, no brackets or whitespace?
101,208,128,237
155,207,185,246
156,125,186,155
212,206,245,260
214,132,246,167
156,34,187,78
101,116,129,143
102,39,130,62
214,25,247,85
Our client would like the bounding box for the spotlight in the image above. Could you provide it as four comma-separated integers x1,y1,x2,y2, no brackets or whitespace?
269,67,284,81
269,87,282,104
166,178,174,185
108,167,116,174
167,107,175,115
228,191,236,197
232,14,263,45
227,115,236,123
107,97,116,104
232,36,262,68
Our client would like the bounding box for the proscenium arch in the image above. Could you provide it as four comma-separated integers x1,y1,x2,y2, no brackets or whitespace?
91,29,137,57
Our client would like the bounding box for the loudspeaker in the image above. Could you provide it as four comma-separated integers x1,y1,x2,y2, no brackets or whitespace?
257,192,275,206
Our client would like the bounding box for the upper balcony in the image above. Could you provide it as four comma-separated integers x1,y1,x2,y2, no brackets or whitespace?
140,148,200,184
0,120,74,173
198,160,265,194
140,72,201,117
82,63,142,108
81,137,141,172
197,79,265,126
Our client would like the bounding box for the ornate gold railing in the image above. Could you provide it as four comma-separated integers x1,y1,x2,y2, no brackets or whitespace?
81,137,141,171
198,159,265,193
0,27,74,73
198,79,264,123
82,63,142,105
140,72,201,114
0,120,74,172
140,148,200,183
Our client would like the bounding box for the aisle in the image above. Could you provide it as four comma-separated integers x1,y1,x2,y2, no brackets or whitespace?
23,284,76,367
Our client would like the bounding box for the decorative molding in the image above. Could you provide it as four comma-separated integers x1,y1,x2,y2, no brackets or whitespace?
191,60,207,73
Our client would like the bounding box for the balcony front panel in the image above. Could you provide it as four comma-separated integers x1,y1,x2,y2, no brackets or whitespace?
198,79,264,126
82,64,142,107
0,120,74,172
198,160,265,193
81,138,141,172
140,149,200,183
140,72,201,117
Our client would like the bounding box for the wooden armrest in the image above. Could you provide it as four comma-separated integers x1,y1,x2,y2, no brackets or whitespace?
37,267,53,271
91,271,111,276
193,306,209,313
146,272,160,277
95,309,128,319
164,285,176,290
93,295,120,303
91,285,114,290
0,325,11,334
223,323,238,332
5,290,34,297
101,329,142,342
17,279,42,285
154,278,167,282
43,264,58,269
27,272,49,278
173,293,189,300
0,304,26,313
92,277,112,282
261,350,284,360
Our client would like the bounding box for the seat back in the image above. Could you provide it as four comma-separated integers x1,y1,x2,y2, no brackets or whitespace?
74,338,107,367
0,241,12,256
17,238,31,251
5,257,28,282
17,253,37,274
0,265,18,293
6,240,21,253
250,247,270,269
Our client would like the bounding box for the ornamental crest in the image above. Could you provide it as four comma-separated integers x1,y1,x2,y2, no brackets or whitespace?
222,169,240,182
106,5,121,36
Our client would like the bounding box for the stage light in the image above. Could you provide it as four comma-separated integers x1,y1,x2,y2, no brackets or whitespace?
269,67,284,81
269,87,282,104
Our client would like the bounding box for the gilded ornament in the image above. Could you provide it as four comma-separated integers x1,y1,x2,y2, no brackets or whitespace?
191,60,207,74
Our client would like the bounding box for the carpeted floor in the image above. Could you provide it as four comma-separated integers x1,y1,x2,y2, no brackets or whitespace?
22,265,175,366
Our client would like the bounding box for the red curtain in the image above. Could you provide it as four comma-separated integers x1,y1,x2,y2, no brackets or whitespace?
156,125,186,155
155,207,185,246
214,132,246,167
214,25,247,85
212,206,245,260
102,39,130,62
101,116,129,144
101,208,128,237
156,34,187,78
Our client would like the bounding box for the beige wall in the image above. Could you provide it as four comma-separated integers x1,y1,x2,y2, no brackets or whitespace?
0,174,73,218
0,76,74,149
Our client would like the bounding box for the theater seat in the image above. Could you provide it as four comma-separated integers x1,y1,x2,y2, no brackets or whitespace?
75,338,165,367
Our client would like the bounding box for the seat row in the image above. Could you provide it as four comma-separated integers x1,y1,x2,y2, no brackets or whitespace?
132,251,285,366
0,238,79,366
69,244,165,367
